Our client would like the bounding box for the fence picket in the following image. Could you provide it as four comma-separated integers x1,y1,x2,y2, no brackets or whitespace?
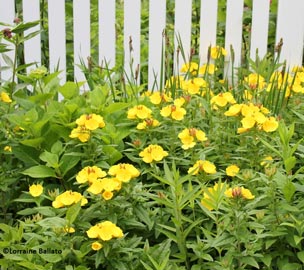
148,0,166,90
250,0,270,60
22,0,41,71
124,0,141,85
48,0,66,82
174,0,192,72
0,0,15,82
224,0,244,80
73,0,90,89
199,0,218,63
276,0,304,68
99,0,116,69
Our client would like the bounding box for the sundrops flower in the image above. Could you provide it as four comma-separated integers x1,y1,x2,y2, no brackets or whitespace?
211,92,236,108
139,144,168,163
262,117,279,132
160,104,186,120
108,163,140,182
260,156,273,167
199,63,217,75
91,241,103,251
127,105,152,119
63,226,75,233
225,186,255,200
52,190,88,208
29,184,43,197
226,165,240,177
69,125,91,142
4,146,12,152
180,62,198,74
188,160,217,175
149,92,172,104
76,166,107,184
244,73,266,90
0,92,12,103
178,128,208,149
87,178,121,195
181,78,207,95
137,118,160,130
210,46,227,59
76,114,105,130
86,221,123,241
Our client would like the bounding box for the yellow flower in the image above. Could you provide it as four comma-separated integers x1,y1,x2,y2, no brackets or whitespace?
52,190,88,208
63,226,75,233
210,46,227,59
136,118,160,130
160,104,186,120
262,117,279,132
244,73,266,90
29,184,43,197
241,116,256,129
188,160,216,175
226,165,240,177
108,163,140,182
211,92,236,108
260,156,273,167
149,92,172,104
199,63,217,75
76,166,107,184
76,114,105,130
139,144,168,163
180,62,198,74
4,146,12,152
224,104,243,116
91,241,103,251
0,92,12,103
102,191,113,200
201,182,226,211
225,186,254,200
69,126,91,142
182,78,207,95
178,128,207,150
127,105,152,120
87,178,122,195
86,221,123,241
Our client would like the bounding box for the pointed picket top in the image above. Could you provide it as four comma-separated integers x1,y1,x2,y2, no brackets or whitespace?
199,0,218,64
0,0,15,82
250,0,270,61
276,0,304,68
99,0,116,69
48,0,66,83
148,0,166,90
23,0,41,72
124,0,141,85
73,0,90,91
224,0,244,80
174,0,192,73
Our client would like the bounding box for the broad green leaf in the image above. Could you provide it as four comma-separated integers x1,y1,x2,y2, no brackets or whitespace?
22,165,56,178
284,156,296,173
283,181,296,202
21,137,45,148
66,201,81,224
59,81,79,99
297,251,304,263
40,151,59,168
17,261,45,270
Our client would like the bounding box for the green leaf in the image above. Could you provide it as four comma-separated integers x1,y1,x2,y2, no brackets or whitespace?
17,261,45,270
239,256,259,269
102,145,123,165
22,165,56,178
59,155,80,176
297,251,304,263
103,102,129,114
21,137,45,148
40,151,59,168
284,156,297,173
283,181,296,202
12,20,40,34
59,81,79,99
66,201,81,224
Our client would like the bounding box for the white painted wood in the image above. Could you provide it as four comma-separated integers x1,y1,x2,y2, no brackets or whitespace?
23,0,41,71
48,0,66,82
276,0,304,68
73,0,90,89
224,0,244,79
199,0,218,63
148,0,166,90
250,0,270,60
99,0,116,68
0,0,15,81
174,0,192,71
124,0,141,85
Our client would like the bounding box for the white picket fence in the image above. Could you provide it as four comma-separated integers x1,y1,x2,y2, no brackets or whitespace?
0,0,304,90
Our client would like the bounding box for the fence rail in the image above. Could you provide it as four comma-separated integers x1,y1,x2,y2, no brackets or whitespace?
0,0,304,90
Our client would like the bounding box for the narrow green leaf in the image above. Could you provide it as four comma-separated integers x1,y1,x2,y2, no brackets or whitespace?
66,201,81,224
22,165,56,178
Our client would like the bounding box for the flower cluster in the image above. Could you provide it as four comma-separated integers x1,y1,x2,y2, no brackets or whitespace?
139,144,168,163
160,97,187,120
211,92,236,109
52,190,88,208
224,103,279,133
87,220,123,241
69,113,105,142
76,164,140,200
